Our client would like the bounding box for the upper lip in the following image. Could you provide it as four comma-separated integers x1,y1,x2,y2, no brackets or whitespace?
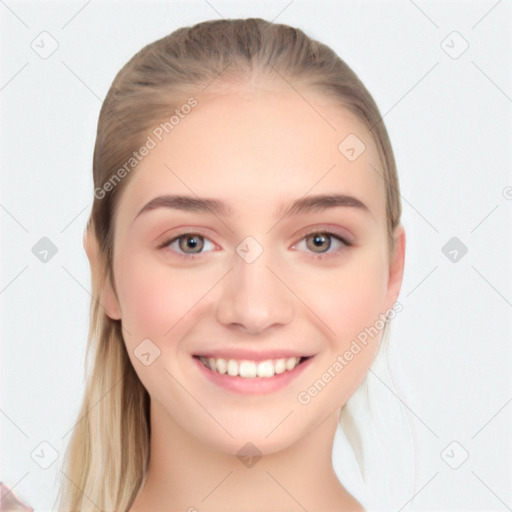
193,349,314,362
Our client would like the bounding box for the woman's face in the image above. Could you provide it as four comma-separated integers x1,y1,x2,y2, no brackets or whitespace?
101,83,405,455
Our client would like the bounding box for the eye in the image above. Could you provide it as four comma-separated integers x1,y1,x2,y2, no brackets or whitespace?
293,230,353,260
157,232,216,259
157,229,353,261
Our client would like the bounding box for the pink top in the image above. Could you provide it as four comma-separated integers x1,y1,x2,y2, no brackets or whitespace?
0,482,33,512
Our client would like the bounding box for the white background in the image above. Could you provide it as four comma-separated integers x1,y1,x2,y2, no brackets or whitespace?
1,0,511,510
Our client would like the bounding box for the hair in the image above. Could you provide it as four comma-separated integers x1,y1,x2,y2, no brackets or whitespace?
55,17,402,512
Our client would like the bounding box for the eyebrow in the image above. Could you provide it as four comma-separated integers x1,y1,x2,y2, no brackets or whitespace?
132,193,371,223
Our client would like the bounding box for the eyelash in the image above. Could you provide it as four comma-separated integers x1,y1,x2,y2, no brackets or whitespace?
157,229,353,261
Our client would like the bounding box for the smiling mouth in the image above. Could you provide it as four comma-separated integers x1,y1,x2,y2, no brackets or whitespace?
193,355,312,378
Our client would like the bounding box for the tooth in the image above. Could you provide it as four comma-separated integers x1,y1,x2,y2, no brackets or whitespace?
285,357,298,371
201,355,305,377
257,360,275,378
227,359,239,376
273,358,287,374
216,358,227,374
239,360,257,378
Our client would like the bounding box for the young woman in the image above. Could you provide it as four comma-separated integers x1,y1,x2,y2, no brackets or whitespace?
57,18,406,512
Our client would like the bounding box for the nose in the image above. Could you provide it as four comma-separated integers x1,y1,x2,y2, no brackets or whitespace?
215,249,295,335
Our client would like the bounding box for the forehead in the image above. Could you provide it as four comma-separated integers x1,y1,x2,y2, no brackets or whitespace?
115,85,385,223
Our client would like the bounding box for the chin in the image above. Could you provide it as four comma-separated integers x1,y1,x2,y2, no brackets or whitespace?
204,432,297,459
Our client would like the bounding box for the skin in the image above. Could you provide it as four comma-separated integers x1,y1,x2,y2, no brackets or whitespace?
86,81,405,511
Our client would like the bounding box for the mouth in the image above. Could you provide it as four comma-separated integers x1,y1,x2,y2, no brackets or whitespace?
193,355,313,379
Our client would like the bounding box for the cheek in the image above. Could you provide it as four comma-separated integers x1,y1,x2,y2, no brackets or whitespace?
114,252,186,341
296,250,389,340
293,255,389,410
113,253,200,399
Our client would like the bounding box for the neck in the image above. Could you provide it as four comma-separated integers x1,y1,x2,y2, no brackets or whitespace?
129,400,364,512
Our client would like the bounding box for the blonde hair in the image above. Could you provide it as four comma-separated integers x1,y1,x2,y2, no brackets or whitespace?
55,18,402,512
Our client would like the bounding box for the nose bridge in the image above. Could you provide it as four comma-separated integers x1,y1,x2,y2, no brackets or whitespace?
215,237,294,333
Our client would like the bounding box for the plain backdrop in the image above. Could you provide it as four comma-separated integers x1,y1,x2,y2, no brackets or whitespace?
1,0,511,510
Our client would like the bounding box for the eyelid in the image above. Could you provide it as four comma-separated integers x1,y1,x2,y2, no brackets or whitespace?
291,224,355,247
156,229,218,252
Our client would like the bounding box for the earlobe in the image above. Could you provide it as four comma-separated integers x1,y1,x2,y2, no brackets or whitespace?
83,224,122,320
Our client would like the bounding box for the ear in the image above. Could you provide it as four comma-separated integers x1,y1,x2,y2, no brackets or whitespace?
385,223,406,309
83,224,122,320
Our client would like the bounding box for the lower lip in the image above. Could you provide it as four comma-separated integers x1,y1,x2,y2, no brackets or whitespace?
193,356,314,395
